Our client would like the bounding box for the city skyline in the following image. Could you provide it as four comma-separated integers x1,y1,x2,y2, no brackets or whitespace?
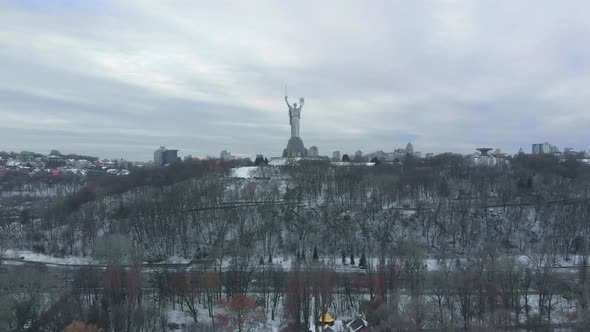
3,139,587,164
1,1,590,160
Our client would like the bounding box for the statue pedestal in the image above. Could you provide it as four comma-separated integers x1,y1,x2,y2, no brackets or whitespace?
282,137,308,158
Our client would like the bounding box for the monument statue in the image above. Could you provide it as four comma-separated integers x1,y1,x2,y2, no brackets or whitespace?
282,91,308,158
285,95,304,138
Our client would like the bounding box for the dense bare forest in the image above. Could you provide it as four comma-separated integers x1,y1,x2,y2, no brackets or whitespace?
1,154,590,331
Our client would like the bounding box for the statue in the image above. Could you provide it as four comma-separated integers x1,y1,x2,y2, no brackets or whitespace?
285,95,304,138
282,89,308,158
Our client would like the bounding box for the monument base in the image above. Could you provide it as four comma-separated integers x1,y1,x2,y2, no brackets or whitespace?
282,137,308,158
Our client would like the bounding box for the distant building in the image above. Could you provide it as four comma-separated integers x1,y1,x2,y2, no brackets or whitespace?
332,151,342,162
477,148,492,156
532,142,558,155
101,159,116,169
164,150,178,164
405,142,414,155
154,146,179,166
564,147,575,156
46,155,65,168
393,148,406,160
154,146,166,166
414,151,422,158
117,159,130,169
367,150,388,161
425,153,434,159
471,148,508,167
354,150,364,161
18,151,36,162
309,146,319,157
346,314,369,332
543,142,551,154
220,150,235,161
75,159,93,169
317,304,335,329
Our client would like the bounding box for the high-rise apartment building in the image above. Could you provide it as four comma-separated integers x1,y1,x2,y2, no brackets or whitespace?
532,142,558,155
154,146,179,166
332,151,342,162
309,146,319,157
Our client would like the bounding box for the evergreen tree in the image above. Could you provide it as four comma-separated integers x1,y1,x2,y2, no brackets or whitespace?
359,252,367,269
259,255,265,265
341,250,347,265
254,155,265,166
296,251,301,262
268,253,272,264
312,246,319,261
350,251,355,265
342,154,350,162
370,156,381,165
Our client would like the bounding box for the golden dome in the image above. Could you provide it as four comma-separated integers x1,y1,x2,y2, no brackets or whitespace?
319,312,335,324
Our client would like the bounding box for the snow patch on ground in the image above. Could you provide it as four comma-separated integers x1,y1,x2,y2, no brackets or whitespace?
425,259,441,271
230,166,282,179
161,256,191,265
268,158,300,166
231,166,259,178
331,161,375,167
4,249,97,265
166,308,193,328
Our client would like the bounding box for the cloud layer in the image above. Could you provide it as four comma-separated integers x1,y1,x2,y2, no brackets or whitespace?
1,0,589,160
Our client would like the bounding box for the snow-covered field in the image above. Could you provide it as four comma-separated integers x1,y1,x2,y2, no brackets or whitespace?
166,303,284,331
231,166,259,178
230,166,283,179
2,249,197,267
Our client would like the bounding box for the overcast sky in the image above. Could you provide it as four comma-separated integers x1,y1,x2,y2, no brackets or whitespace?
1,0,589,160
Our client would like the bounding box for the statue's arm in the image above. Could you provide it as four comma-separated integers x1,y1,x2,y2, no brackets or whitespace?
285,96,291,108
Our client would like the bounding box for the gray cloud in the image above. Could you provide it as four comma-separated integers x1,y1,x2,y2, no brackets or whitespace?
1,0,589,160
